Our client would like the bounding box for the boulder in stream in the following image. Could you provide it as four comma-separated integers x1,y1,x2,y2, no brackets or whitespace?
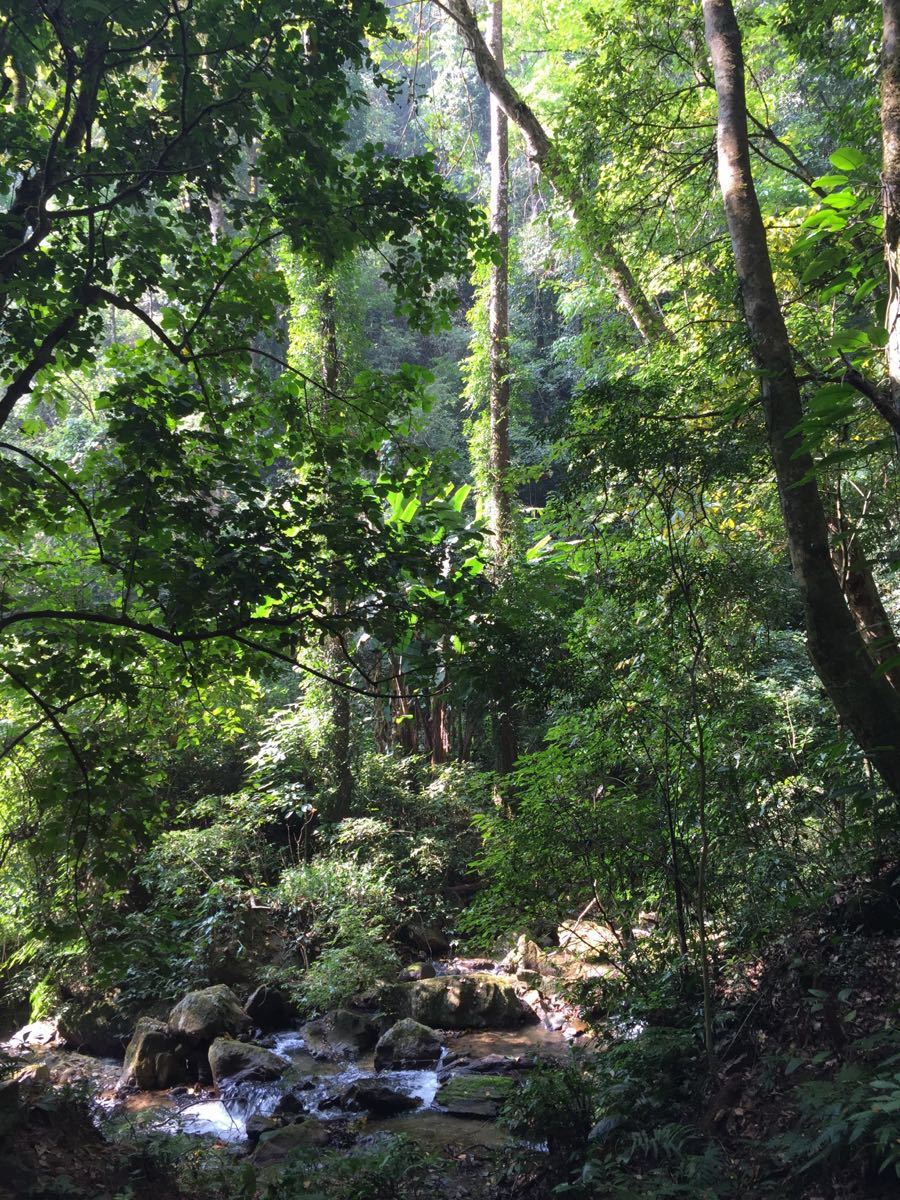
385,973,536,1030
499,935,553,977
304,1008,380,1057
330,1008,380,1054
120,1017,187,1090
207,1036,289,1085
398,961,436,981
374,1018,442,1070
339,1081,422,1116
245,1114,283,1145
168,984,250,1042
435,1072,517,1119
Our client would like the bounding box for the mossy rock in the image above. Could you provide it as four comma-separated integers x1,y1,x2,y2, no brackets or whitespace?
207,1036,289,1086
168,984,250,1042
434,1073,517,1119
374,1018,442,1070
120,1017,187,1090
383,974,534,1030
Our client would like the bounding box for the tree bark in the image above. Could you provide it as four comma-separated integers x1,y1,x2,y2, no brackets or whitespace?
703,0,900,795
829,508,900,690
883,0,900,434
321,285,353,820
488,0,513,564
441,0,666,343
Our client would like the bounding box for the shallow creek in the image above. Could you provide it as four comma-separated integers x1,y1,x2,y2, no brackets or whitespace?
97,1022,571,1149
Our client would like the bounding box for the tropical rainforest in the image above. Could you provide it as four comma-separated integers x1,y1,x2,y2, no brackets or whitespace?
2,1,900,1197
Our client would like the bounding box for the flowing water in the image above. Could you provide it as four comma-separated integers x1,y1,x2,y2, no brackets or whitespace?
97,1021,570,1145
5,956,578,1153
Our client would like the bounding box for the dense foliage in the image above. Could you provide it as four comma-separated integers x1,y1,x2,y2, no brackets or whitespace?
3,1,900,1197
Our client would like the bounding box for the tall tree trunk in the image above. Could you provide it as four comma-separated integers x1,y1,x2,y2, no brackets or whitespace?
883,0,900,434
488,0,513,564
441,0,665,343
485,0,518,780
703,0,900,795
321,285,353,820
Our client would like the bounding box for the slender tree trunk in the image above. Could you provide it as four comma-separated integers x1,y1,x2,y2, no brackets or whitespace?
488,0,513,563
485,0,518,781
703,0,900,795
883,0,900,434
321,286,353,819
390,654,418,754
441,0,665,343
829,508,900,689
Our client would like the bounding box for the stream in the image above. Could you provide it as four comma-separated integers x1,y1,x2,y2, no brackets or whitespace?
3,953,583,1160
95,1023,571,1150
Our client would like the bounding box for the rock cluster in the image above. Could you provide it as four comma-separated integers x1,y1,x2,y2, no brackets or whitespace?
120,983,290,1091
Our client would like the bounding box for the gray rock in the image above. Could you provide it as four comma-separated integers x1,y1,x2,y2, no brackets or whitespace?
374,1018,443,1071
500,935,552,976
168,984,250,1042
434,1073,517,1119
7,1020,60,1049
516,969,543,988
384,973,536,1030
330,1008,379,1055
452,957,496,972
207,1037,288,1086
398,961,436,981
246,1114,282,1144
120,1017,186,1090
340,1081,422,1116
274,1091,307,1116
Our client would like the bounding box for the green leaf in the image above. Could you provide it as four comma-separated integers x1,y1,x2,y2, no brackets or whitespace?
821,189,857,210
829,147,866,171
526,535,552,562
451,483,472,512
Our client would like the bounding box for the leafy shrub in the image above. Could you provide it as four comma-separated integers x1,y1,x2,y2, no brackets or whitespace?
500,1055,599,1163
772,1030,900,1180
262,1134,431,1200
277,856,400,1013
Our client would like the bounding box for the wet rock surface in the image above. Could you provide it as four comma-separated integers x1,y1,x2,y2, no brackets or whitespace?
434,1073,518,1119
334,1081,423,1115
303,1009,381,1058
207,1036,289,1086
374,1018,442,1071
